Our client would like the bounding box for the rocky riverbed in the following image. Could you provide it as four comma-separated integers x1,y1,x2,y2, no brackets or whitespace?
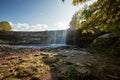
0,44,86,57
0,45,120,80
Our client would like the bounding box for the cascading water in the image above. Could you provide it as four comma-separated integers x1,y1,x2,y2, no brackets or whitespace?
61,30,67,44
52,30,67,45
53,31,57,44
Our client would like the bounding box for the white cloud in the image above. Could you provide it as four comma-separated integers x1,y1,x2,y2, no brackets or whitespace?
9,22,48,31
9,22,69,31
54,22,69,30
13,23,30,31
28,24,48,31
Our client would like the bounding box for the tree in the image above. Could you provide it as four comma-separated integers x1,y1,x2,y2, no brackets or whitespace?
62,0,88,5
70,3,97,33
86,0,120,33
63,0,120,33
0,21,12,31
69,11,79,30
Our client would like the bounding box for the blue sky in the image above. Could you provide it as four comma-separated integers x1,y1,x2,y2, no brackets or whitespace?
0,0,95,31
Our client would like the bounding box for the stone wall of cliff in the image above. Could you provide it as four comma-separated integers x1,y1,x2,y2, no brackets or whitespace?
0,30,65,45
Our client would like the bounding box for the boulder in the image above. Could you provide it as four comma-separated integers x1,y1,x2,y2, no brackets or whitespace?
90,33,120,56
93,33,118,47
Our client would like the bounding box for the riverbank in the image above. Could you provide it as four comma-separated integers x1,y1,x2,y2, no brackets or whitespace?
0,45,120,80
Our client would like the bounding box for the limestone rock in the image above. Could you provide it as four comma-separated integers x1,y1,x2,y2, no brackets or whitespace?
93,33,118,46
90,33,120,56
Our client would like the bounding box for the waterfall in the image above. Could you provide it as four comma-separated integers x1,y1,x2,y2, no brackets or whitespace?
53,30,67,44
47,30,67,45
53,31,57,44
61,30,67,44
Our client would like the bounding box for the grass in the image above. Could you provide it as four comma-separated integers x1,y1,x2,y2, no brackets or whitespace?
0,52,50,80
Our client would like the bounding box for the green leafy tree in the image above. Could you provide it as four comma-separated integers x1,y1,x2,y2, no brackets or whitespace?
69,11,79,30
0,21,12,31
69,4,96,33
63,0,120,33
62,0,88,5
